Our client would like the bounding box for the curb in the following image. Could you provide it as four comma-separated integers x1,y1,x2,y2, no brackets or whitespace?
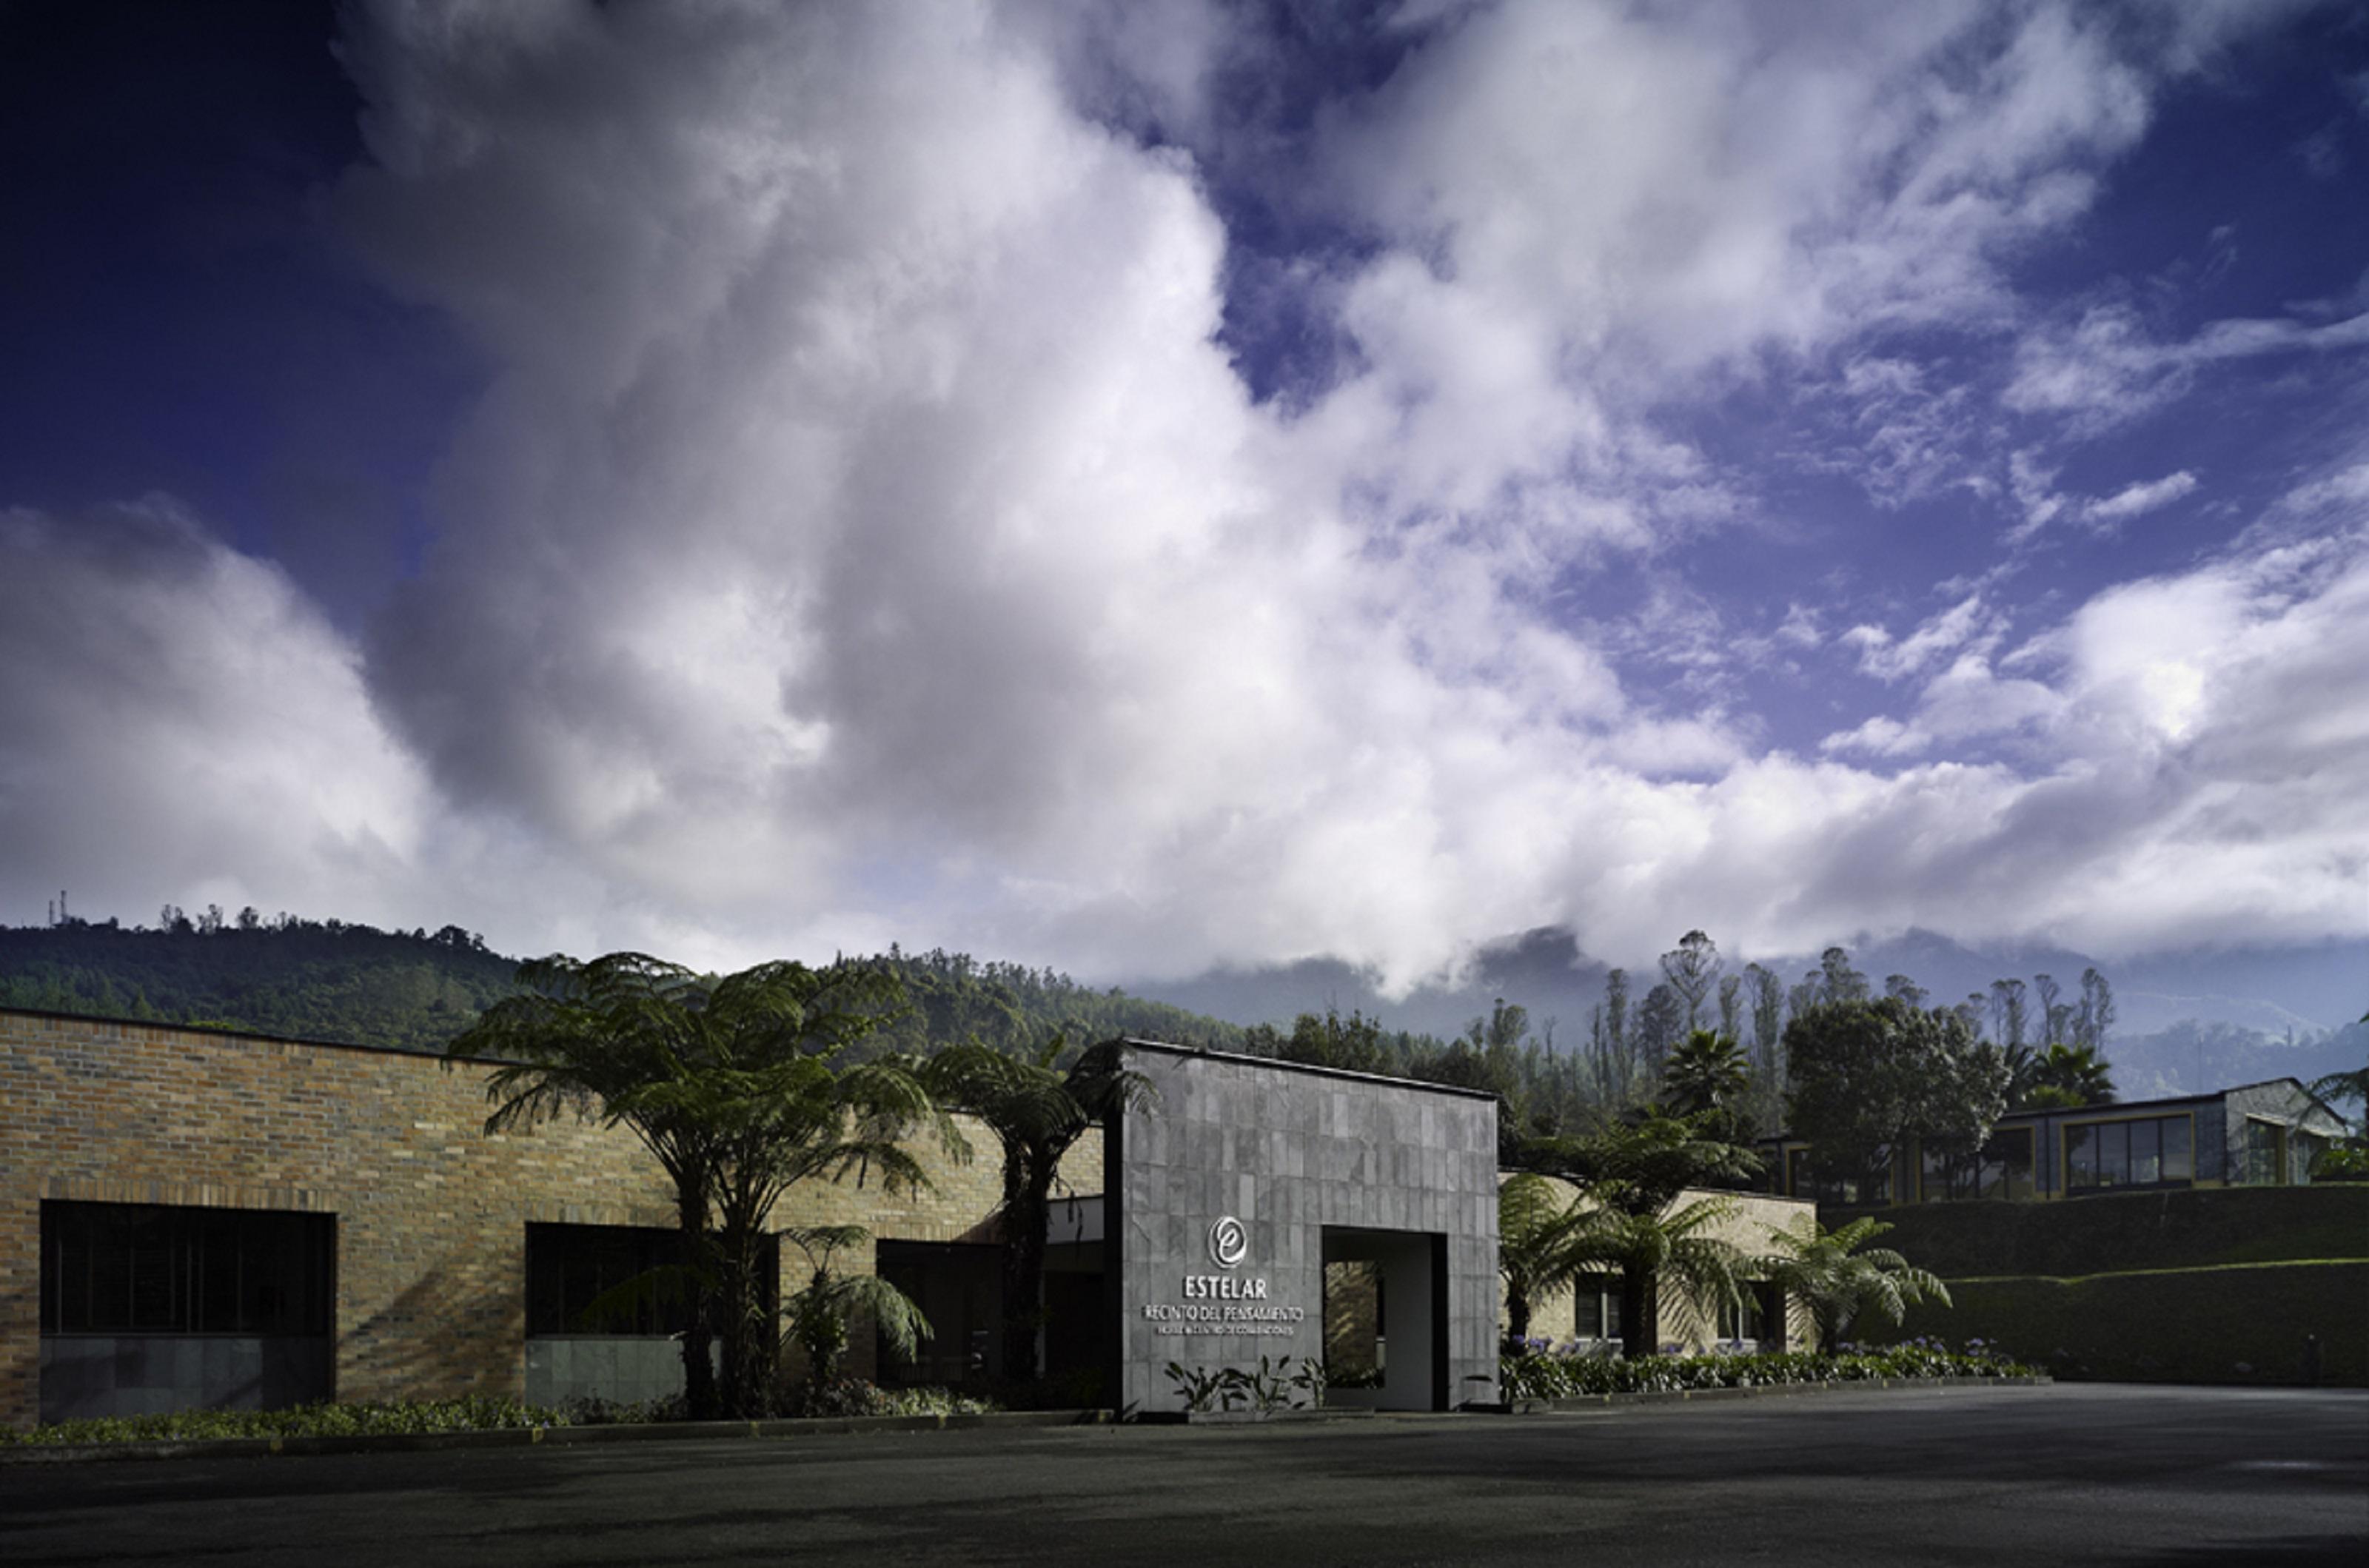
1492,1374,2054,1415
1138,1407,1381,1426
0,1407,1116,1466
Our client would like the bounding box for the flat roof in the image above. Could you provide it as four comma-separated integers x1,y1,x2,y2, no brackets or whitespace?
1113,1036,1503,1101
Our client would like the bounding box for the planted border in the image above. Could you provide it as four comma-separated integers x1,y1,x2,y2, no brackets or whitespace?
1501,1341,2037,1400
0,1384,996,1450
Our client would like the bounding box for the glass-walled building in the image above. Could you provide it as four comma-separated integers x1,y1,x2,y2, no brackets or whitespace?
1767,1079,2349,1207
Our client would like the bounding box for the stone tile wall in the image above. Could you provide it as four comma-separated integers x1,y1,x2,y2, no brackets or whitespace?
1113,1044,1500,1414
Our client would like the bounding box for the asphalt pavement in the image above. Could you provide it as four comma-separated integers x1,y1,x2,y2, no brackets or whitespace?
4,1384,2364,1566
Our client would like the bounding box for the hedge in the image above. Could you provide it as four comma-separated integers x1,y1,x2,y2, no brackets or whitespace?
1878,1259,2368,1387
1834,1185,2368,1279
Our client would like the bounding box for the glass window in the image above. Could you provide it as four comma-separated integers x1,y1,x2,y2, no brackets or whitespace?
2242,1119,2287,1187
1574,1283,1604,1339
2067,1117,2197,1193
1571,1276,1621,1341
41,1202,332,1336
2098,1122,2131,1187
2128,1119,2161,1185
2065,1122,2095,1189
526,1223,731,1336
1718,1283,1783,1344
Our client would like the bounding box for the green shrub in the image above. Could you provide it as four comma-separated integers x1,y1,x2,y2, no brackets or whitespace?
784,1379,996,1418
1836,1186,2369,1276
1498,1341,2034,1400
1878,1259,2368,1387
2311,1145,2369,1183
0,1396,568,1448
0,1383,1000,1448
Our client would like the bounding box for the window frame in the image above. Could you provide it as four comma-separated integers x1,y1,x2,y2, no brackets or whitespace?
39,1200,335,1338
2061,1110,2199,1196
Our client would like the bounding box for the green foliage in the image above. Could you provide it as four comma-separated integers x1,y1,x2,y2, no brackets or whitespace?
449,952,958,1421
2020,1042,2117,1109
1505,1111,1763,1356
780,1224,932,1399
0,1384,1003,1447
867,946,1245,1056
1497,1173,1596,1342
1880,1260,2369,1387
931,1034,1154,1384
1785,998,2008,1196
1163,1361,1237,1413
1161,1357,1327,1414
2306,1056,2367,1116
785,1378,998,1418
2311,1145,2369,1182
1564,1111,1761,1212
0,918,519,1051
1661,1030,1754,1142
0,1396,568,1447
1831,1185,2369,1277
0,924,1255,1062
1756,1215,1950,1348
1275,1007,1387,1073
1498,1341,2034,1399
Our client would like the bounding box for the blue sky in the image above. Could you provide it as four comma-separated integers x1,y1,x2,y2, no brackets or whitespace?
2,0,2365,996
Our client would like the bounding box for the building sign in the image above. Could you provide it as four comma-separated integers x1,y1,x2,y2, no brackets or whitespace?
1140,1213,1307,1337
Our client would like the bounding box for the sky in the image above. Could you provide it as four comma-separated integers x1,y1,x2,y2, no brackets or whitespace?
3,0,2366,999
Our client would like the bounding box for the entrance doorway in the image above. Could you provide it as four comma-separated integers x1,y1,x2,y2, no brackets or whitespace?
1319,1227,1445,1411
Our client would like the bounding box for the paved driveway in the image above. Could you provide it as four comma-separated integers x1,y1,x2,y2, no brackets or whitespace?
5,1385,2364,1566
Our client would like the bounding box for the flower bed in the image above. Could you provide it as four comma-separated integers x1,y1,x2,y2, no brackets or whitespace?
1500,1338,2037,1400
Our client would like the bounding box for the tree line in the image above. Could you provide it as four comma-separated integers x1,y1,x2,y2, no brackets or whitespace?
1224,930,2122,1173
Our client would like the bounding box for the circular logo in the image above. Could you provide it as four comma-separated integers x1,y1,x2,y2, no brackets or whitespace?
1207,1214,1249,1270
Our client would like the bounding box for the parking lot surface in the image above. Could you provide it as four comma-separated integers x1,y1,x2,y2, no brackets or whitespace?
4,1384,2365,1566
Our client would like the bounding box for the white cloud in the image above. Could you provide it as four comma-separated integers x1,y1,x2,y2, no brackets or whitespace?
0,501,432,925
1841,595,1993,682
2082,469,2199,525
2006,300,2369,431
7,0,2361,990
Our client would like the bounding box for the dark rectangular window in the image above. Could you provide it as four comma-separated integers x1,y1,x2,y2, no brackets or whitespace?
1790,1149,1892,1206
524,1224,776,1337
41,1202,332,1336
2065,1122,2095,1189
2128,1119,2161,1185
1572,1275,1621,1341
526,1224,683,1336
2240,1119,2288,1187
2066,1116,2196,1194
2097,1122,2130,1187
1922,1128,2034,1202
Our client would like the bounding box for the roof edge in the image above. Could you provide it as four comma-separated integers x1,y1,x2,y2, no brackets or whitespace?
1110,1036,1503,1101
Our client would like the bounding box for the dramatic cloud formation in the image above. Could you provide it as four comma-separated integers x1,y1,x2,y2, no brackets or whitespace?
3,0,2364,990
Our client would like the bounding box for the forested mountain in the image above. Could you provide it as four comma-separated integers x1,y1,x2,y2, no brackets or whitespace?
0,916,524,1052
0,918,1247,1058
5,916,2350,1145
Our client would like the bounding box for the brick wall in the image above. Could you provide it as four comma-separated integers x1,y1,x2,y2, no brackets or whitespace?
0,1009,1099,1430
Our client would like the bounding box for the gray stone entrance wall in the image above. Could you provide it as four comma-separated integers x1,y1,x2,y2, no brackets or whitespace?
1107,1042,1499,1415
